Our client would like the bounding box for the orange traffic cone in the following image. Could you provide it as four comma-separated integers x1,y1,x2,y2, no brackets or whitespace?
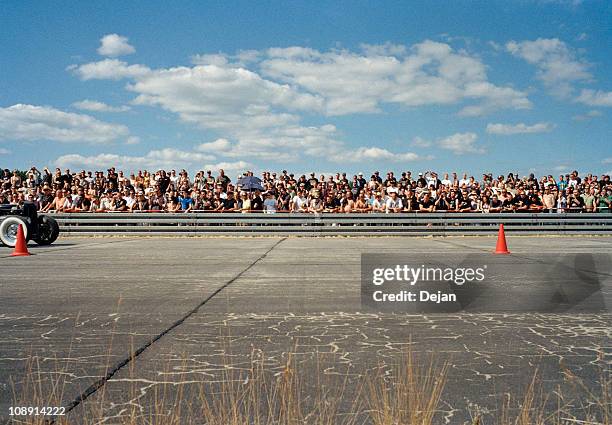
11,224,31,257
494,224,510,254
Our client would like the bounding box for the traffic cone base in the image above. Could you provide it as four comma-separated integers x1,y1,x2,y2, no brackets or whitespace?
10,224,31,256
494,223,510,255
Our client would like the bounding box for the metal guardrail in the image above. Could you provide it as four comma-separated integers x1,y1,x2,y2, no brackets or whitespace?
47,212,612,236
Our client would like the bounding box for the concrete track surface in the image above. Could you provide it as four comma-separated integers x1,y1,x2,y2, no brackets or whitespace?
1,236,610,424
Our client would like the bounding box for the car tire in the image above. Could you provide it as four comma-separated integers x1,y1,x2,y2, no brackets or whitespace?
34,215,60,246
0,216,29,247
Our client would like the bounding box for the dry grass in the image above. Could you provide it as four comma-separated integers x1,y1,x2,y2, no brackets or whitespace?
8,341,610,425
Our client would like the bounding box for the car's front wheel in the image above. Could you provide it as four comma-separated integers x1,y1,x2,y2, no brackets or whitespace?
34,215,60,245
0,216,30,247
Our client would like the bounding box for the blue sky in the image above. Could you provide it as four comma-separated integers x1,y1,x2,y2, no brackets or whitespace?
1,0,611,177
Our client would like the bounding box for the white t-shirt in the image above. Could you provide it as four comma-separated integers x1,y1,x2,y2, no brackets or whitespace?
385,197,403,212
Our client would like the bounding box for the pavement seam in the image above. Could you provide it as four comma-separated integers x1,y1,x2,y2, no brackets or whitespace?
46,237,286,424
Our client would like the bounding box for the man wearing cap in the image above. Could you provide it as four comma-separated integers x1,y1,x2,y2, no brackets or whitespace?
385,188,403,213
356,172,366,190
39,185,54,211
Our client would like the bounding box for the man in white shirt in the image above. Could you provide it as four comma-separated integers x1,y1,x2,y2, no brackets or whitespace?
385,189,403,213
291,190,308,212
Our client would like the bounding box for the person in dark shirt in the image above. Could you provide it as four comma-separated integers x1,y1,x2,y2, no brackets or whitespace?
223,192,237,211
490,195,503,212
323,194,339,212
277,189,291,211
251,190,264,211
157,170,171,193
514,192,530,211
111,192,127,211
434,193,450,211
216,169,231,189
418,192,436,212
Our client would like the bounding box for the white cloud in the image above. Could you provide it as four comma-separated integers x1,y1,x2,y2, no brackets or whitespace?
97,34,135,57
576,89,612,107
262,40,530,116
409,132,484,155
72,99,131,112
572,109,602,121
486,122,555,135
203,160,251,173
0,104,129,144
603,158,612,164
126,136,140,145
69,59,150,80
506,38,590,97
55,148,216,171
0,148,11,155
195,138,232,152
437,132,484,155
347,147,424,162
69,41,525,162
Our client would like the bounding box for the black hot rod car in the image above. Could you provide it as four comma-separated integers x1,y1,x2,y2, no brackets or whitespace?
0,202,59,247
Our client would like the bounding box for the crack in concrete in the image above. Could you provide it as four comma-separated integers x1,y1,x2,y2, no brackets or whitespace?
46,237,286,424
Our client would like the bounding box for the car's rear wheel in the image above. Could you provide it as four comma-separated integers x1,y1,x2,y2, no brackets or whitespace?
0,216,29,247
34,215,59,245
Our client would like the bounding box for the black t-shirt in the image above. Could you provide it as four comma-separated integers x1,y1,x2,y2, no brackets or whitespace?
158,176,170,193
251,195,264,211
216,175,231,188
458,199,470,210
420,198,435,209
515,194,530,207
114,198,127,210
324,198,339,209
223,198,237,209
435,197,449,210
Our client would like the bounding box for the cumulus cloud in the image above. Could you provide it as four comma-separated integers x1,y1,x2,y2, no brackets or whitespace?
195,138,232,152
486,122,555,135
203,160,251,173
576,89,612,107
409,132,484,155
72,41,530,161
55,148,216,171
0,104,129,144
506,38,590,97
97,34,135,57
437,132,485,154
72,99,131,112
262,40,530,116
345,147,425,162
68,59,150,80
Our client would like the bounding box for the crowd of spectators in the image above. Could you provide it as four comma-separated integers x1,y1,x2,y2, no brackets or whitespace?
2,166,611,213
